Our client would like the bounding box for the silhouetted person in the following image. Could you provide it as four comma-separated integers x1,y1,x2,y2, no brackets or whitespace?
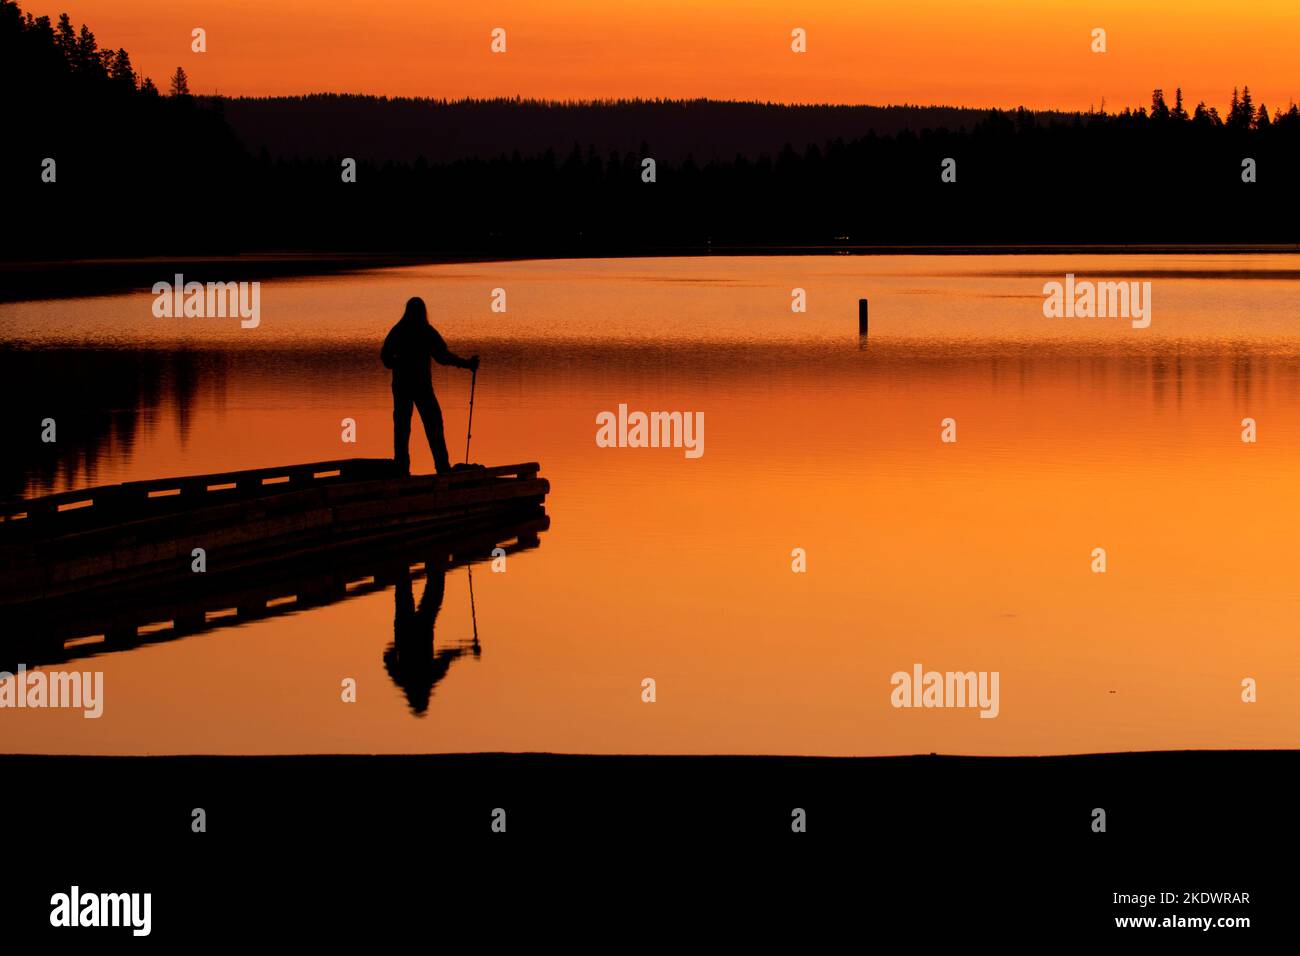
383,556,476,715
381,297,478,475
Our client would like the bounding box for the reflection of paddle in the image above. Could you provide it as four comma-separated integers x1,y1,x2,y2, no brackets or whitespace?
463,366,478,464
467,565,480,654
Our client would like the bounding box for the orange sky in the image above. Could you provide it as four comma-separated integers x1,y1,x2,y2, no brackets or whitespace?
25,1,1300,111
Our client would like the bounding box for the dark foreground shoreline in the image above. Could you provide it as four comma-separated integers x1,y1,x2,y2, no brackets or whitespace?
0,749,1289,843
4,244,1300,304
0,750,1286,939
3,748,1290,834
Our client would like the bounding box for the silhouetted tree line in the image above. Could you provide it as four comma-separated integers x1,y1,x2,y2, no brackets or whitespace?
225,89,1300,251
4,0,1298,260
1,1,245,258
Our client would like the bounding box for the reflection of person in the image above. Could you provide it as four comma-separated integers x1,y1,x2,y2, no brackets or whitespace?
383,556,473,716
380,296,479,475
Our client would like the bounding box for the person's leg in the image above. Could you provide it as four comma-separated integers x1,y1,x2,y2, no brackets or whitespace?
413,386,453,473
417,553,448,623
392,383,414,474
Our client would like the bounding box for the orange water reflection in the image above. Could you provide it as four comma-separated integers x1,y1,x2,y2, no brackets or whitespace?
1,256,1297,754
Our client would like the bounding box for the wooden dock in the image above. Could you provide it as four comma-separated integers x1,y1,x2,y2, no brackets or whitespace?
0,458,549,607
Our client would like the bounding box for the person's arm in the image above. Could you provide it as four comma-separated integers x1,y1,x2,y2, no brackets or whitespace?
427,326,478,370
380,326,397,368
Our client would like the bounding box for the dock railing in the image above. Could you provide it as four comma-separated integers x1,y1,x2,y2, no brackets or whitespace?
0,458,400,527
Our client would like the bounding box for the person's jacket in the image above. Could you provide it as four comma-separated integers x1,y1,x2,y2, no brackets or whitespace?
381,319,471,385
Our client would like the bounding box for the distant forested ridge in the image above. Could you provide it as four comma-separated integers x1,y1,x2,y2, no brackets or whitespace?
217,95,1009,166
4,0,1298,261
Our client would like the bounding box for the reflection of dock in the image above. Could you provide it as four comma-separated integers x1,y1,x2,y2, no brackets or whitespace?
0,458,549,606
1,514,547,670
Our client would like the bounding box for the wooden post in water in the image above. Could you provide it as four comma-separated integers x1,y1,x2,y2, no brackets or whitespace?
858,298,869,344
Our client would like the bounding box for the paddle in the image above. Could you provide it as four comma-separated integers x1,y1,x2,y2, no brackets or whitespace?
464,365,478,464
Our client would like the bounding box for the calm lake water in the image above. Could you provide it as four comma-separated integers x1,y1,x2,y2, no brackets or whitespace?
3,254,1299,755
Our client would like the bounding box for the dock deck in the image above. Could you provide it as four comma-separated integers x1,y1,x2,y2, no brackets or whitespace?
0,458,549,607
